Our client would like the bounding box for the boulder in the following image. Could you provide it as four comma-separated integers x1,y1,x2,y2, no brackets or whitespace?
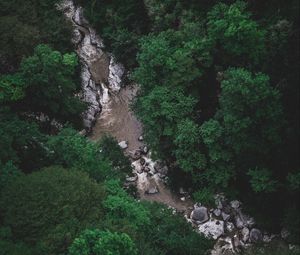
141,146,149,154
249,228,262,243
241,227,250,243
143,166,151,172
131,161,143,174
198,219,225,240
140,157,146,166
226,222,235,232
118,141,128,149
131,149,142,160
179,187,188,195
138,135,143,141
126,175,138,182
222,212,230,221
145,185,159,194
230,200,241,209
191,207,209,223
157,166,168,176
213,209,222,217
281,228,290,240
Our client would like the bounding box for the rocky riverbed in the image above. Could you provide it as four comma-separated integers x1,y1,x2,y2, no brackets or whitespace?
58,1,296,254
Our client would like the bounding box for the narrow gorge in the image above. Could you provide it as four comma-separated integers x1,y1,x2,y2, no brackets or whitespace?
58,1,293,254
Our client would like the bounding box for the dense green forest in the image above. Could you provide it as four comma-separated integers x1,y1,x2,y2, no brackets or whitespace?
0,0,299,254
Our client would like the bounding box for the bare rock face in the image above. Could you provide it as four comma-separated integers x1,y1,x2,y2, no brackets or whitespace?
198,219,225,240
250,228,263,243
191,207,209,223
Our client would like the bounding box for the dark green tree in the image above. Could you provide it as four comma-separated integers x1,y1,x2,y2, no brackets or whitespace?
0,167,105,255
69,229,137,255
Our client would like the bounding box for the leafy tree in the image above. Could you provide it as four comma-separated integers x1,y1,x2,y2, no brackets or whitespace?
46,128,112,182
0,108,45,169
18,44,85,126
217,68,283,155
0,167,105,255
133,27,212,92
0,161,22,192
98,135,132,176
247,167,278,193
174,119,206,172
207,1,266,65
0,0,72,72
0,73,25,103
141,202,213,255
69,229,137,255
134,86,197,158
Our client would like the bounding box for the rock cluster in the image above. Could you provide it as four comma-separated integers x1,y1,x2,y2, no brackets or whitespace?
187,194,276,254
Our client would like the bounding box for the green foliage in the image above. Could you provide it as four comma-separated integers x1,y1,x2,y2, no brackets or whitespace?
75,0,148,68
0,0,72,72
0,161,22,191
103,194,150,232
69,229,137,255
98,136,132,176
219,68,283,155
46,128,112,182
192,187,215,207
135,86,197,157
207,1,266,64
247,167,278,193
0,73,25,103
287,170,300,191
0,108,45,169
18,44,85,126
141,202,213,255
174,119,206,172
133,27,212,92
0,166,105,255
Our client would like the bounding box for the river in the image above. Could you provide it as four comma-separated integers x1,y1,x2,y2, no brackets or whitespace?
57,1,288,254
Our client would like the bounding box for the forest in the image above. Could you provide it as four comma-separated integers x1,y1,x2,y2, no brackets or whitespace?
0,0,299,254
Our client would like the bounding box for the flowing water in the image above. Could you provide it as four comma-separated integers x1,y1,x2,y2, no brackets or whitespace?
58,2,286,254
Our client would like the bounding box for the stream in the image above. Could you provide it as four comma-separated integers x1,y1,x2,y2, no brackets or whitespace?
58,1,290,254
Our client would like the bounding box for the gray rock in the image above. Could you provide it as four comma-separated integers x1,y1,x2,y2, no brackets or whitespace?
235,215,245,229
213,209,222,217
179,187,188,195
191,207,209,223
226,222,235,232
222,212,230,221
230,200,241,209
198,219,225,240
126,175,138,182
131,149,142,160
145,185,159,194
118,141,128,149
281,228,290,240
158,166,168,176
241,227,250,242
250,228,262,243
138,135,143,141
142,146,149,154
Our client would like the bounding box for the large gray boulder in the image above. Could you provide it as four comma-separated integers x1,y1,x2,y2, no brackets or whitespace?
198,219,225,240
118,141,128,149
191,207,209,223
250,228,262,243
